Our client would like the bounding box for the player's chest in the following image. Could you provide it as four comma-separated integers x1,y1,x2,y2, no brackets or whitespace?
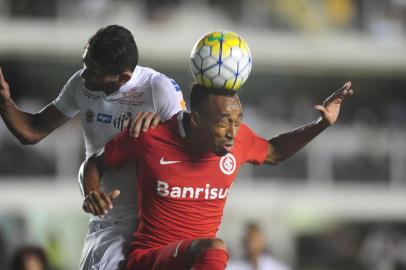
142,146,240,189
78,89,154,130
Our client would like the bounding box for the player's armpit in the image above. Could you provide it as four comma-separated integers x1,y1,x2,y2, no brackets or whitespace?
263,142,279,165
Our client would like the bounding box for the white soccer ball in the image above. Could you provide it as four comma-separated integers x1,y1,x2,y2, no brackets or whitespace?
190,30,252,91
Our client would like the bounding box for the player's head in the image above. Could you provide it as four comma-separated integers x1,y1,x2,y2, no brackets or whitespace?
242,222,267,259
10,245,49,270
81,25,138,94
189,83,243,156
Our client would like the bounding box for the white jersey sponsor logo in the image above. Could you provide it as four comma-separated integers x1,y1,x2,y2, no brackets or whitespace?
157,180,230,200
96,113,112,124
219,153,236,175
114,112,132,131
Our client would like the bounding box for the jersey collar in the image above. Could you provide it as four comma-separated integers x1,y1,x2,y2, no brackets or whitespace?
177,111,187,138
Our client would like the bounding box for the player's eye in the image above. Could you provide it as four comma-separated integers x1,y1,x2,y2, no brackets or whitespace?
216,120,229,127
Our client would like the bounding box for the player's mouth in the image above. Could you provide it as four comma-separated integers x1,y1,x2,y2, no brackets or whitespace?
223,142,234,152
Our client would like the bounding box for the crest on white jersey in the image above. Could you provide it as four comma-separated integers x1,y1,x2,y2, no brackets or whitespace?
114,112,132,130
219,153,236,175
85,109,95,123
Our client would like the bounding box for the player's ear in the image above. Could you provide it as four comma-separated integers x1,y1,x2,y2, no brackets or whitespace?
118,71,132,86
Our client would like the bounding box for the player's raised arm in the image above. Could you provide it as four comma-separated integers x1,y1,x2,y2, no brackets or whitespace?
264,82,353,165
0,67,69,144
82,152,120,217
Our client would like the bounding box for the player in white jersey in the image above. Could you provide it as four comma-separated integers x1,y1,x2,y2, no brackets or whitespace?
0,25,185,270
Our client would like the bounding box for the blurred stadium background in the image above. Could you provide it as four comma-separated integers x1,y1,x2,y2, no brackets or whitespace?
1,0,406,269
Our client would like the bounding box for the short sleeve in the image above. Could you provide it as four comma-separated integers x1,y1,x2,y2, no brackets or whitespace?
104,128,143,168
151,74,186,120
239,124,269,165
52,70,81,118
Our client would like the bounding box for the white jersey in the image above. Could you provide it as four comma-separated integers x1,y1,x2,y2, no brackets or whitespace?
53,65,184,222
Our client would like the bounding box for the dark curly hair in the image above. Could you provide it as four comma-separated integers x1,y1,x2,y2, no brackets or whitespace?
190,83,237,114
87,25,138,74
9,246,49,270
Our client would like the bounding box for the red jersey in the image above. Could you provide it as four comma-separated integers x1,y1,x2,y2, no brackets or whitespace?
104,111,269,250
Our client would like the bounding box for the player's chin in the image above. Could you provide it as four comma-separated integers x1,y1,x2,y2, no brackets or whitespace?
215,145,231,156
83,81,98,91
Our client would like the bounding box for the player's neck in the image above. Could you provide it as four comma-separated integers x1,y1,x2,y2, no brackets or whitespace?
182,113,212,156
182,112,192,137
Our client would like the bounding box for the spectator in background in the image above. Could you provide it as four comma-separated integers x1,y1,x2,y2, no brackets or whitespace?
359,225,406,270
143,0,181,22
9,246,49,270
227,222,290,270
207,0,243,22
8,0,56,18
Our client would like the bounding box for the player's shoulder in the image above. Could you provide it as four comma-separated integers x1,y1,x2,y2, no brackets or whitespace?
134,65,162,82
238,123,252,134
132,66,173,86
140,66,179,86
135,65,158,78
69,69,83,83
137,113,179,140
61,69,84,94
235,123,259,143
153,113,179,134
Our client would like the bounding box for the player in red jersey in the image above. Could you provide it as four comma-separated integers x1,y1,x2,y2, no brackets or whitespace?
82,82,353,270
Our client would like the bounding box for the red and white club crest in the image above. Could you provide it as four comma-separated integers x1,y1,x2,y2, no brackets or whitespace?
219,153,236,175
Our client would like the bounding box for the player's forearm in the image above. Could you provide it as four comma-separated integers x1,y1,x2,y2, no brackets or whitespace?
82,156,105,197
0,99,46,144
266,117,329,164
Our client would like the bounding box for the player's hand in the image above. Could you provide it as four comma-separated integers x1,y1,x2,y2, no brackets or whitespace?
82,189,120,217
129,111,161,138
315,81,353,125
0,67,11,105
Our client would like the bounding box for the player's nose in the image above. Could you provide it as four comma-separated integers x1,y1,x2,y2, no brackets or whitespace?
226,125,237,139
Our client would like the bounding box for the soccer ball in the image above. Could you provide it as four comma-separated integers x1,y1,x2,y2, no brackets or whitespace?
190,30,252,91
